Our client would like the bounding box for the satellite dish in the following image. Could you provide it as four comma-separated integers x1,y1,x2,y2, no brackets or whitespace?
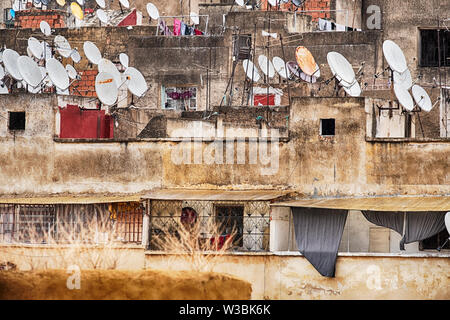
97,9,108,24
287,61,301,79
119,0,130,8
56,0,65,6
445,212,450,234
98,58,121,87
393,69,412,90
70,49,81,63
46,58,70,90
95,72,118,106
65,64,78,80
296,46,319,77
0,65,4,79
41,0,49,5
40,21,51,36
242,59,261,82
28,37,43,60
235,0,244,6
12,0,20,11
71,2,84,20
268,0,278,6
3,49,23,81
76,0,84,5
83,41,102,64
258,55,275,78
394,84,414,111
0,51,3,63
300,72,318,84
18,56,42,87
124,67,148,97
327,52,355,86
96,0,106,9
292,0,302,7
342,80,361,97
412,85,433,112
272,57,289,79
383,40,408,73
190,12,200,25
146,3,160,20
262,30,277,39
54,35,72,58
119,53,129,68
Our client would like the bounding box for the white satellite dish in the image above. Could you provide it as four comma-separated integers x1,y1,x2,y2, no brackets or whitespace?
0,65,4,79
300,72,317,84
445,212,450,234
342,80,361,97
383,40,408,73
235,0,244,6
393,69,412,90
190,12,199,25
28,37,43,60
268,0,278,6
46,58,70,90
95,0,106,9
54,35,72,58
242,59,260,82
65,64,78,80
76,0,84,5
71,49,81,63
97,9,108,24
3,49,23,81
394,83,414,111
0,51,3,63
119,0,129,8
146,3,159,20
412,85,433,112
327,52,355,86
258,55,275,78
83,41,102,64
124,67,148,97
40,20,51,36
12,0,20,11
272,57,289,79
18,56,42,88
98,58,121,87
119,53,129,68
95,72,118,106
287,61,301,79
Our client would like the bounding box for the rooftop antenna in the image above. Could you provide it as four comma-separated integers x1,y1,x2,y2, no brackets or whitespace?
83,41,102,65
18,56,43,89
95,71,118,106
54,35,72,58
40,20,52,36
119,53,129,69
325,51,361,97
97,9,109,26
146,3,160,24
95,0,106,9
119,0,130,13
70,2,84,21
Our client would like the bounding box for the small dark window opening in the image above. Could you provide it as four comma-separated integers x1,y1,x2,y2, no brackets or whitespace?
320,118,335,136
8,112,25,131
420,229,450,251
215,205,244,248
420,29,450,67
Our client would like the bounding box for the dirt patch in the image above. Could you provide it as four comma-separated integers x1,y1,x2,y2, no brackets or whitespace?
0,269,251,300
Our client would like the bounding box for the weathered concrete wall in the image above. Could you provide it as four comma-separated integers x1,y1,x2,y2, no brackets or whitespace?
144,252,450,300
0,95,448,195
1,245,448,300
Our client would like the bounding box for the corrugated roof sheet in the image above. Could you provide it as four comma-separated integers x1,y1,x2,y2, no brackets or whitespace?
0,195,141,205
141,189,293,201
271,196,450,212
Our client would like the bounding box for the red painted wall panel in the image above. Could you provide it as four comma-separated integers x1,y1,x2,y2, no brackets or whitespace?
254,94,275,106
59,105,114,139
118,9,137,27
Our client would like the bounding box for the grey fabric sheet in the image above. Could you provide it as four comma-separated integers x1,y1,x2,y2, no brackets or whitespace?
292,207,348,278
400,211,446,250
362,211,404,235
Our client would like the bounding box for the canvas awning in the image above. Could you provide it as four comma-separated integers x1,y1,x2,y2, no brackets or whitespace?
141,189,293,201
271,196,450,212
0,195,142,205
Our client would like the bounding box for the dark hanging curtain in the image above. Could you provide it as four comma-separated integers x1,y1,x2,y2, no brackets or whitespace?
291,207,348,278
400,211,447,250
361,211,404,235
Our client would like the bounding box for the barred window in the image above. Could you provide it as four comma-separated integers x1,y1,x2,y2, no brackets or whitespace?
162,86,197,111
